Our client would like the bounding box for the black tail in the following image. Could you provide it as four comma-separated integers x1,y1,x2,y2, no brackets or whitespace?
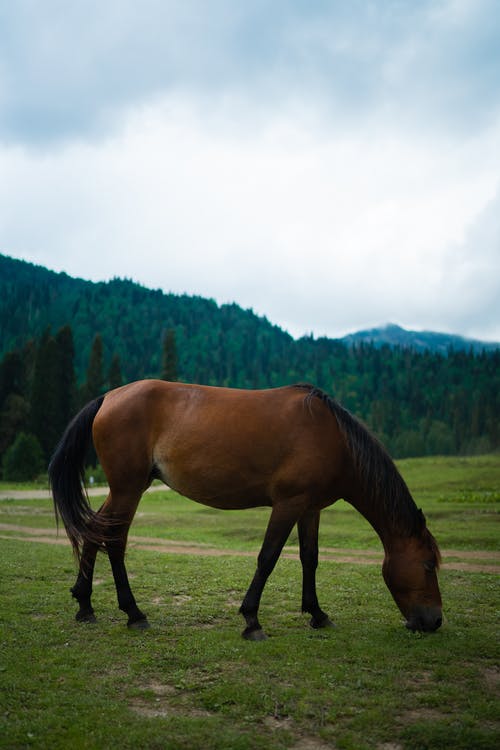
48,396,106,558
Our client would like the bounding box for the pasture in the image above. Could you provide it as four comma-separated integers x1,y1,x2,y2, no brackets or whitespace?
0,455,499,749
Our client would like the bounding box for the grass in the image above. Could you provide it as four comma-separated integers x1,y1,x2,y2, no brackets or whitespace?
0,454,499,749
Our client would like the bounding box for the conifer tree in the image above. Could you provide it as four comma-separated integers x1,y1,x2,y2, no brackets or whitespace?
161,328,178,382
81,333,105,467
84,333,105,401
30,329,61,461
108,353,123,390
0,350,26,403
55,325,77,426
0,393,30,464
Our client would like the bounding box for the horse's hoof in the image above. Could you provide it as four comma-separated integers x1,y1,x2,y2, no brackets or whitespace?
310,615,335,629
242,627,268,641
76,611,97,624
128,617,151,630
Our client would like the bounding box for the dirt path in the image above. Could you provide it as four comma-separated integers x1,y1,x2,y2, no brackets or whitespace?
0,521,498,574
0,485,165,500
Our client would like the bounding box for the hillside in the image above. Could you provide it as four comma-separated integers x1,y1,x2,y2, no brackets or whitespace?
0,253,294,385
1,253,499,461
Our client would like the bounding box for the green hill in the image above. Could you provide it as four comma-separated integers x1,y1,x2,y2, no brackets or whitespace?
0,253,294,385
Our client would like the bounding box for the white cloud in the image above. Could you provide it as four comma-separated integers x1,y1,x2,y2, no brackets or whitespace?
1,0,499,144
1,1,499,341
2,94,499,340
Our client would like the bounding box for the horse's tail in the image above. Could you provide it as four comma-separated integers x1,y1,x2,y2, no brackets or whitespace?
48,395,107,558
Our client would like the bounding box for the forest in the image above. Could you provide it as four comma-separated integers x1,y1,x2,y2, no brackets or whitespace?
1,254,498,479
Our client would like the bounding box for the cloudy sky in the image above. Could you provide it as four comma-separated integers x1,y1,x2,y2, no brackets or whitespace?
1,0,499,341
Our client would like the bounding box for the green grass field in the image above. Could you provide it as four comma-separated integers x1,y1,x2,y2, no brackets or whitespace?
0,455,499,749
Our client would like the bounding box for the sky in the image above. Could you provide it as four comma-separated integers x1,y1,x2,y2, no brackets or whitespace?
1,0,499,342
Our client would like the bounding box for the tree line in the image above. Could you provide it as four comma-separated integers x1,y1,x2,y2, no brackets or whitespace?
1,321,498,480
0,323,181,480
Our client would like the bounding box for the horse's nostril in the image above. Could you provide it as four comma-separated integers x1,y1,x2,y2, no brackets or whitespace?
406,612,442,632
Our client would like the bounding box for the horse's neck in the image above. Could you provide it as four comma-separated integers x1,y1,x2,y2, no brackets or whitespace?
345,486,404,553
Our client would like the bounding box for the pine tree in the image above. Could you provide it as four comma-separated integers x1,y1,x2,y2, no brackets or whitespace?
108,353,123,390
161,329,178,382
30,329,61,462
0,350,26,403
81,333,105,467
55,325,77,426
0,349,30,464
0,393,30,463
84,333,105,401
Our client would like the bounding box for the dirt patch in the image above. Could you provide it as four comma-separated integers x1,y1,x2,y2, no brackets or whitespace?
400,708,446,724
409,671,433,685
483,666,500,691
263,715,294,731
0,521,499,574
147,680,177,695
172,594,193,605
129,699,211,720
129,680,212,720
291,738,337,750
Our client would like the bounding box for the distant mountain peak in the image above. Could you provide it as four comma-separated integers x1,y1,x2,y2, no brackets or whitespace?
340,323,498,354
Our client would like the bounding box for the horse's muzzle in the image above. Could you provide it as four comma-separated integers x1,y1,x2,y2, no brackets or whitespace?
405,606,443,632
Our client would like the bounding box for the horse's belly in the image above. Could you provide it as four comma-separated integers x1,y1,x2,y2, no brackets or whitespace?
164,468,273,510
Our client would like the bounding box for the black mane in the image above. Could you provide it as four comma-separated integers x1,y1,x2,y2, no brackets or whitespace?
295,384,440,561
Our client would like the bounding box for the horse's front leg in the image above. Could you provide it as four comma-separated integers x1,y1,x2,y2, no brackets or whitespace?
239,500,303,640
298,509,334,629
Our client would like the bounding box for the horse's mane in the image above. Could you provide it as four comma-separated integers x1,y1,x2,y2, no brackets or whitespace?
295,384,441,565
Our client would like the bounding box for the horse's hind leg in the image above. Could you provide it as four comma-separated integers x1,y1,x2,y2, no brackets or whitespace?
107,518,150,630
99,487,150,630
298,510,334,629
71,540,99,623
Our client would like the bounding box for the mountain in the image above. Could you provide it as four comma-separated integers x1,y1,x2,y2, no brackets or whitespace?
340,323,499,354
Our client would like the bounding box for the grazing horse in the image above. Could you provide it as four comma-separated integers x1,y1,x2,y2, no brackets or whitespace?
49,381,442,639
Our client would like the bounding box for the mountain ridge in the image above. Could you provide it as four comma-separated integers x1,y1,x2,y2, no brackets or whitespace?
339,322,499,354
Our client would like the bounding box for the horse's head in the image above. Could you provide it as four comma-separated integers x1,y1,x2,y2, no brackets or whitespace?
382,527,442,632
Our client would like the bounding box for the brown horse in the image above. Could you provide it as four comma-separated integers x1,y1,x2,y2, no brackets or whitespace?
49,380,442,639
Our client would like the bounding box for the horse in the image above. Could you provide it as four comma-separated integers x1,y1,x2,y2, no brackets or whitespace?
48,380,442,640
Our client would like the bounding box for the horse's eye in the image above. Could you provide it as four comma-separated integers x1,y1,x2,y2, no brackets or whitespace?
423,560,435,572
